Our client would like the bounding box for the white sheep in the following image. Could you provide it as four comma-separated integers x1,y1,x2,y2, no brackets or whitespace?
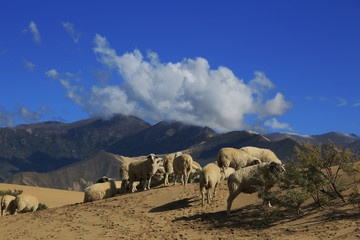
14,194,39,214
220,167,235,180
173,153,193,186
128,154,163,192
226,161,285,215
217,147,261,171
240,146,282,164
84,179,117,202
199,163,221,206
1,195,16,216
163,152,182,186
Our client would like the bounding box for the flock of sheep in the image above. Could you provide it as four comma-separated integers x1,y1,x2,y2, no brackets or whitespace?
0,146,285,217
83,146,285,216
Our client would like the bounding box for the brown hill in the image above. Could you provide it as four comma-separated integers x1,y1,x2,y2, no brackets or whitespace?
4,150,143,191
0,181,359,239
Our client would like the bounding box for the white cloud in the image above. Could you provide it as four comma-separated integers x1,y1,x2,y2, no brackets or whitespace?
45,69,59,79
62,22,81,43
354,101,360,107
23,58,36,71
54,34,293,132
29,21,41,43
260,93,292,118
264,118,293,131
336,97,347,107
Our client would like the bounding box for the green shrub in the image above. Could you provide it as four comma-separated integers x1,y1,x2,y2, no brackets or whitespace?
37,203,48,211
257,141,360,216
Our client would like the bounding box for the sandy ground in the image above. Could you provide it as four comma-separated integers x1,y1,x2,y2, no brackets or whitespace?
0,181,360,240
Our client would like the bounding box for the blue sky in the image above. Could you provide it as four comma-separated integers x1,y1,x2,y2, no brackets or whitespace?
0,0,359,135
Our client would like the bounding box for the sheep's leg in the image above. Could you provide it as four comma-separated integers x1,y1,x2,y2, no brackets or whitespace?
227,188,242,215
213,182,219,199
147,177,151,190
201,186,206,206
207,188,211,204
164,173,169,186
180,173,185,185
130,181,136,193
174,173,177,186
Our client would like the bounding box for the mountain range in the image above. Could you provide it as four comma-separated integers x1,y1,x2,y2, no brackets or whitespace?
1,114,359,190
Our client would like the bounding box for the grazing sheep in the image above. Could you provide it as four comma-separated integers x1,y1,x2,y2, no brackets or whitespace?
240,146,282,164
14,194,39,214
217,147,261,171
128,154,163,192
199,163,221,206
220,167,235,180
1,195,16,216
173,153,193,186
84,180,117,202
163,152,182,186
226,161,285,215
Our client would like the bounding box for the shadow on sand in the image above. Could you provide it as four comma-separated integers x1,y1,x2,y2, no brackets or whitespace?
149,197,198,212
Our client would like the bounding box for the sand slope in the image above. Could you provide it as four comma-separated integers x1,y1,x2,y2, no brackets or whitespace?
0,183,83,208
0,182,359,240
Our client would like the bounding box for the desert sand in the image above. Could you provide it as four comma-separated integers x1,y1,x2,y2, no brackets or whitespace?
0,181,360,240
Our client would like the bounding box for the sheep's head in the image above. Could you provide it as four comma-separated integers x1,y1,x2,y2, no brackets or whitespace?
147,154,163,165
269,161,285,175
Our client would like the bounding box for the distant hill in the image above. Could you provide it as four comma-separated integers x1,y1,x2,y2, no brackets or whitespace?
265,132,360,146
4,150,144,191
0,115,151,181
2,115,360,190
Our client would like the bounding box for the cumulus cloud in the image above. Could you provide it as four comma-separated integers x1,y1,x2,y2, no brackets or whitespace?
23,58,36,71
62,22,81,43
264,118,293,131
50,34,293,132
336,97,347,107
29,21,41,43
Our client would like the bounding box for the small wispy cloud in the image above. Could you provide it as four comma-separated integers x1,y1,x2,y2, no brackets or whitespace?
305,96,313,101
264,118,293,131
62,22,81,43
353,101,360,107
28,21,41,44
23,58,36,71
336,97,347,107
45,69,59,79
15,105,47,123
319,96,327,101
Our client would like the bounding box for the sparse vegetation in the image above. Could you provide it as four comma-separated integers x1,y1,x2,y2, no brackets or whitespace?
37,203,48,211
257,141,360,221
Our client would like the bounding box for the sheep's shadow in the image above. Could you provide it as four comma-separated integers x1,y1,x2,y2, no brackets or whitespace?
172,204,277,230
149,197,197,212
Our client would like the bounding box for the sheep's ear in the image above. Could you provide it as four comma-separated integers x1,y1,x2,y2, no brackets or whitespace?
253,159,261,165
269,161,277,168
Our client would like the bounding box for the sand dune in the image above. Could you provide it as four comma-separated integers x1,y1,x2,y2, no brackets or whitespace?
0,183,83,208
1,181,359,239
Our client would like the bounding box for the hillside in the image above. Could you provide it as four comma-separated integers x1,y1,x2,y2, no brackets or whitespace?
0,115,151,181
4,150,144,191
0,182,359,239
0,183,83,208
